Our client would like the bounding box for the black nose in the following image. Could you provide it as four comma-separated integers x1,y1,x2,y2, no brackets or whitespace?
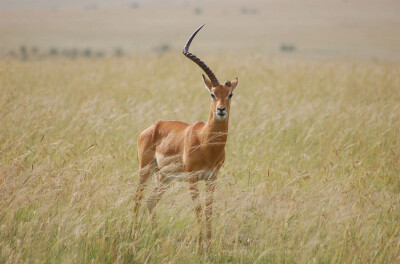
217,107,226,112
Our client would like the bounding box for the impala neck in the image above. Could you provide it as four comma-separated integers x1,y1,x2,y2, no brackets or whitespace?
201,104,229,149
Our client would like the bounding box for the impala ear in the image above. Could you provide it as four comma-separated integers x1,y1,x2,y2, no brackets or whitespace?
202,74,213,92
231,77,238,91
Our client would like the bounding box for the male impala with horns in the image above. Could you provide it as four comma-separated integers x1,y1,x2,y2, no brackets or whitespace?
132,25,239,249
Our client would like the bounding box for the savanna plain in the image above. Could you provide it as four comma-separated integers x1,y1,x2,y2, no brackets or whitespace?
1,54,399,263
1,0,400,263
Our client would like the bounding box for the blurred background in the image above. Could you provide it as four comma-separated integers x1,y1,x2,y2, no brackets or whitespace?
1,0,400,60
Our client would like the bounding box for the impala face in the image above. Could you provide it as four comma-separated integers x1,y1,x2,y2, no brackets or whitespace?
202,74,238,122
211,85,232,121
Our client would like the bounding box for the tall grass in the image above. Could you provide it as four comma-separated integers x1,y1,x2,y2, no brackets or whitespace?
0,55,399,263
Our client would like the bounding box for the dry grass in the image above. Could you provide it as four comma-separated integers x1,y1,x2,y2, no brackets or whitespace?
0,54,399,263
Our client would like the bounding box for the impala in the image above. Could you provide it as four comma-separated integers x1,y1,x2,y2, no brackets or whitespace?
132,24,238,248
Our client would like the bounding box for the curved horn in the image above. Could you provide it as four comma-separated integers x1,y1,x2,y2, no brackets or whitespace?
183,24,220,87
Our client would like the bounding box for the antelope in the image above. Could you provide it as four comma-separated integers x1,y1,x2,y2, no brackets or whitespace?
132,24,238,248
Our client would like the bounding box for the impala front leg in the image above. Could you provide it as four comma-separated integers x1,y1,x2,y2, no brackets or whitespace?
205,178,216,249
188,176,203,250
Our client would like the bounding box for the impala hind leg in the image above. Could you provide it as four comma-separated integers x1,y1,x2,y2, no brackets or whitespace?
132,158,156,237
146,177,169,229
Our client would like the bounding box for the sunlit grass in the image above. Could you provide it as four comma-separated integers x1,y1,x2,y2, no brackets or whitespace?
0,54,399,263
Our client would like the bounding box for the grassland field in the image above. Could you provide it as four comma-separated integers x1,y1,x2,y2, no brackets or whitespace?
1,0,400,262
0,53,399,263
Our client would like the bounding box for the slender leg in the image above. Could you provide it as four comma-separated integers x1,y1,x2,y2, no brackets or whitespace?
205,178,216,250
132,163,153,237
146,179,169,229
188,177,203,250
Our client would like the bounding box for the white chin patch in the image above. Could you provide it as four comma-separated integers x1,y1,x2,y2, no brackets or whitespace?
215,113,227,121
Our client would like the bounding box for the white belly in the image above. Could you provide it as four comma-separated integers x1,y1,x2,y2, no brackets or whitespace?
155,152,183,171
154,152,214,182
197,170,214,181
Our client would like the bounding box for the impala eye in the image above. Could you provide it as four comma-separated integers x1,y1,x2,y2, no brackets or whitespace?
228,93,233,99
211,93,216,100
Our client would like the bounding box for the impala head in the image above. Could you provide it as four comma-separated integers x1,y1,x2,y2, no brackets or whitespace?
202,74,238,121
183,24,239,122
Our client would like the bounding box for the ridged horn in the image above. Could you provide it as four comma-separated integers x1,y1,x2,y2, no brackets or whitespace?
183,24,220,87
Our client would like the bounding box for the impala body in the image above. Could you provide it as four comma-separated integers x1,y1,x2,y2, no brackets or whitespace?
132,25,238,248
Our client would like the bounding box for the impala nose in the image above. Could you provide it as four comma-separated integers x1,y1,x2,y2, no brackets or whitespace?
217,107,226,112
217,107,226,114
